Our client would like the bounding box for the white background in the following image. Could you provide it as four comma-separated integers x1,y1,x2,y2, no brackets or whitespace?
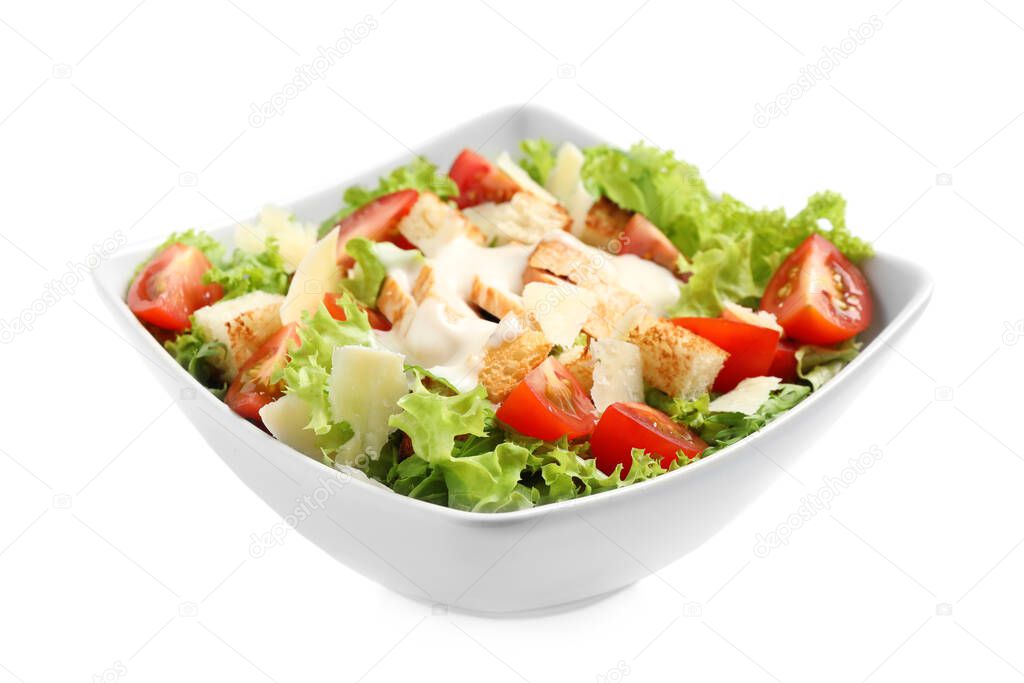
1,1,1022,681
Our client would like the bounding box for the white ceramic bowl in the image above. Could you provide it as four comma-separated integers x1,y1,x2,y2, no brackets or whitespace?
92,106,932,613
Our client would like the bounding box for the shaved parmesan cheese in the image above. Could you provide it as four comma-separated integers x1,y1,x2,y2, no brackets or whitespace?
721,301,783,332
545,143,595,237
496,152,557,204
259,394,320,458
523,281,596,348
590,338,644,412
327,346,409,466
709,376,782,415
280,226,341,325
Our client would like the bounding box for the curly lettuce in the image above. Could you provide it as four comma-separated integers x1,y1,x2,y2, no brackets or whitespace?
318,157,459,237
518,138,556,185
796,340,862,391
577,142,873,317
204,238,289,300
164,321,227,396
650,384,811,455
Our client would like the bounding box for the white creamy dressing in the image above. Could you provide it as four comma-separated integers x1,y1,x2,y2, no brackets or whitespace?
373,220,679,390
430,237,533,299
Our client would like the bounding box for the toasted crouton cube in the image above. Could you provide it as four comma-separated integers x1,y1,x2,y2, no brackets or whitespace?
463,192,571,245
377,277,416,327
411,263,437,304
627,317,728,400
192,291,284,380
521,266,564,287
479,328,552,403
558,344,594,393
579,196,631,250
527,236,617,287
470,276,524,319
397,192,485,256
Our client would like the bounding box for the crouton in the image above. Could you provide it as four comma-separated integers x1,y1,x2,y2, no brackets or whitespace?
478,328,552,403
463,192,571,245
397,192,484,256
411,263,437,304
377,276,416,327
627,317,728,400
470,276,524,319
526,236,617,287
192,291,284,380
558,344,594,393
522,266,564,287
579,196,631,250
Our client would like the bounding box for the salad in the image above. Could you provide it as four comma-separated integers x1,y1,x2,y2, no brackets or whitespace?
127,140,873,512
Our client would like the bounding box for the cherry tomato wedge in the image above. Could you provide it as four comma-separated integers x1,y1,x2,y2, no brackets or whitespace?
671,317,780,392
448,148,520,209
590,402,707,478
767,339,799,382
334,189,419,269
128,243,223,332
760,234,872,345
226,323,300,423
321,293,392,331
620,213,683,274
496,357,597,441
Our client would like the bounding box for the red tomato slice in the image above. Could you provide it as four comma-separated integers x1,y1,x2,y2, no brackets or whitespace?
226,323,300,423
671,317,780,392
128,243,223,332
760,234,872,345
334,189,419,269
496,357,597,441
768,339,799,382
620,213,683,274
448,148,520,209
590,402,707,478
321,293,392,331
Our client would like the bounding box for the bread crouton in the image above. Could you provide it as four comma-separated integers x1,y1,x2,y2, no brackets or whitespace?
526,236,617,287
192,291,284,381
579,196,631,250
397,192,484,256
558,344,594,393
463,191,571,245
377,276,416,327
470,276,524,319
627,317,728,400
478,327,552,403
525,237,646,339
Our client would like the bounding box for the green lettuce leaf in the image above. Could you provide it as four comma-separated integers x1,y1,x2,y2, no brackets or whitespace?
796,340,861,391
339,237,387,307
518,138,556,185
318,157,459,237
339,238,422,308
204,238,290,300
164,322,227,397
388,381,492,465
277,296,374,436
650,384,810,454
581,143,873,316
